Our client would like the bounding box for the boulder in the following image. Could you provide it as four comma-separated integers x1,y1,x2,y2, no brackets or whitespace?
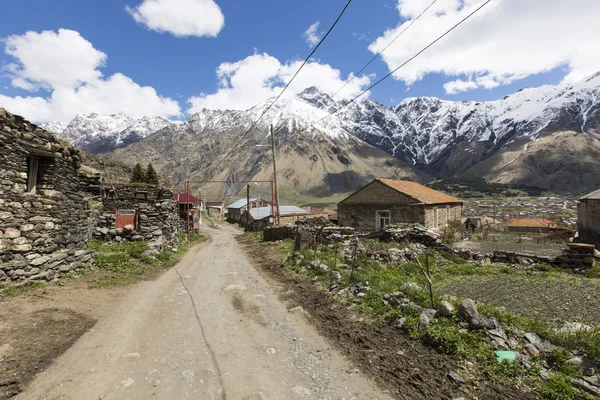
131,235,145,242
457,298,478,321
437,301,455,318
468,315,493,330
522,343,540,358
419,309,437,331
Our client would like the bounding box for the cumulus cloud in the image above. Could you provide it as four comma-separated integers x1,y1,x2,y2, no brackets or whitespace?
369,0,600,94
0,29,181,123
126,0,224,38
304,22,321,47
187,53,372,112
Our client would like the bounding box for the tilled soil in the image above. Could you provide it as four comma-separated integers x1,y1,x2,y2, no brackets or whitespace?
238,236,537,400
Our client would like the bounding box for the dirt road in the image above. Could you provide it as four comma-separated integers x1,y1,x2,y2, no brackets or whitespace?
19,224,391,400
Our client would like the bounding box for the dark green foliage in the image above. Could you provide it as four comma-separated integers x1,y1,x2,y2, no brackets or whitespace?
145,163,159,185
427,177,543,197
130,163,146,183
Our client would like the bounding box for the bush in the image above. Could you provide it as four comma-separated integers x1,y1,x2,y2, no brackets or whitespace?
440,220,466,244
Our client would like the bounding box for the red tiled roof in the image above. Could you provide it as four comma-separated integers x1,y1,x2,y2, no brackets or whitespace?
503,218,557,228
377,179,462,205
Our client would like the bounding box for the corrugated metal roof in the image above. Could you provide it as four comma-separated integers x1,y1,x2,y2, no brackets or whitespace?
227,198,259,209
250,206,308,220
581,189,600,200
377,179,462,205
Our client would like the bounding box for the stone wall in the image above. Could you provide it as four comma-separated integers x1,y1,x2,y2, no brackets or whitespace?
555,243,599,271
423,204,462,230
95,183,181,250
338,204,425,231
0,108,96,283
578,198,600,248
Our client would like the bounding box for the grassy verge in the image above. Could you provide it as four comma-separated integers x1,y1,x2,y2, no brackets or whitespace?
260,235,599,399
87,234,206,287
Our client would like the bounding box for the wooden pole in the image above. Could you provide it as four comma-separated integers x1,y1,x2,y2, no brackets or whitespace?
246,184,250,231
271,124,281,225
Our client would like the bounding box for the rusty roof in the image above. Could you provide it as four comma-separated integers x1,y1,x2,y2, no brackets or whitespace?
503,218,557,227
376,179,462,205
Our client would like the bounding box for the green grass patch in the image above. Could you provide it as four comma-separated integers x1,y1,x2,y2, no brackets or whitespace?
0,280,46,297
88,234,205,287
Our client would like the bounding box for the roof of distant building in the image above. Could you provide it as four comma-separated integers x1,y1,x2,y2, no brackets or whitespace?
227,198,259,209
250,206,308,220
303,206,337,215
173,193,201,203
503,218,557,227
581,189,600,200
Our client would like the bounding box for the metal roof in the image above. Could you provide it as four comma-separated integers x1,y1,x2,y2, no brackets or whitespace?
250,206,308,220
227,198,259,209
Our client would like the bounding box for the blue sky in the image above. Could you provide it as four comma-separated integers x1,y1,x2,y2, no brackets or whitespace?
0,0,596,122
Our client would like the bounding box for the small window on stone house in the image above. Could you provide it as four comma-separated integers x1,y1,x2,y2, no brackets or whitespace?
27,157,40,194
376,210,391,230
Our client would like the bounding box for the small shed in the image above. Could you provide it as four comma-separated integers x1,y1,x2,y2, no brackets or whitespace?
578,189,600,248
241,206,309,231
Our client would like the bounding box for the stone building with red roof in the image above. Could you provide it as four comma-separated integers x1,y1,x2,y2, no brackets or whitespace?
337,179,462,231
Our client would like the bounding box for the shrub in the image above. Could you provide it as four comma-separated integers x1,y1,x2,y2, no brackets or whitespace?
440,220,466,244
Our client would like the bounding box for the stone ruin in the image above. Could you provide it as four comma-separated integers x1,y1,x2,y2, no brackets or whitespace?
95,183,181,250
0,108,181,284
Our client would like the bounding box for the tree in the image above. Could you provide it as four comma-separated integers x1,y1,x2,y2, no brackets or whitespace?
131,163,146,183
145,163,159,185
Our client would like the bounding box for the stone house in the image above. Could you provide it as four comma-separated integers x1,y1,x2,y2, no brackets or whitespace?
0,108,181,283
0,108,98,283
578,189,600,248
226,198,271,222
337,179,462,231
241,206,309,231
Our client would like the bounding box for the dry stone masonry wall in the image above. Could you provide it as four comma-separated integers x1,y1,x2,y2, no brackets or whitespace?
95,184,181,250
0,108,96,283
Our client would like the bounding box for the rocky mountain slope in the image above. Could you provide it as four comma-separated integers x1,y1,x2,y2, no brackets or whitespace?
44,72,600,195
42,113,172,154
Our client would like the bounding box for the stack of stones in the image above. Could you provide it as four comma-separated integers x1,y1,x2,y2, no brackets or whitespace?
0,108,97,282
556,243,599,271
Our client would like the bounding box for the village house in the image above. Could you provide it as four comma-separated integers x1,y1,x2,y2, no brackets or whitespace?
241,206,308,231
502,218,557,234
173,192,202,220
226,198,271,222
0,108,182,283
578,189,600,248
0,108,99,282
337,179,462,231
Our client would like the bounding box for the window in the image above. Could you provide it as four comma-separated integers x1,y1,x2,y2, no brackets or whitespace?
434,208,439,228
27,157,39,193
376,210,391,230
446,206,450,226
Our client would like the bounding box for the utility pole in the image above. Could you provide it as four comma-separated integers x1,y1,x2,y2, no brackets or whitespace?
246,184,250,231
271,124,281,225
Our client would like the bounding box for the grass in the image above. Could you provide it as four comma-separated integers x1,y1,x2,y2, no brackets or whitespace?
0,280,46,297
259,233,600,399
87,234,205,287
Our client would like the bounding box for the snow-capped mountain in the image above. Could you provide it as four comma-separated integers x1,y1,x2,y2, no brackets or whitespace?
47,72,600,193
41,113,172,154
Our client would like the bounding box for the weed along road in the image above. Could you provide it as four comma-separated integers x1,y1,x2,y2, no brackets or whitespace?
19,223,390,400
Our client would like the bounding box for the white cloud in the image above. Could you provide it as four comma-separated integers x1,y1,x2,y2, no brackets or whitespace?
369,0,600,94
187,53,372,112
304,22,321,47
126,0,224,38
0,29,181,123
4,29,106,91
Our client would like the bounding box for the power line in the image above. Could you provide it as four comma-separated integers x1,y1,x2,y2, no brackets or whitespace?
298,0,493,135
208,0,354,175
331,0,438,99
